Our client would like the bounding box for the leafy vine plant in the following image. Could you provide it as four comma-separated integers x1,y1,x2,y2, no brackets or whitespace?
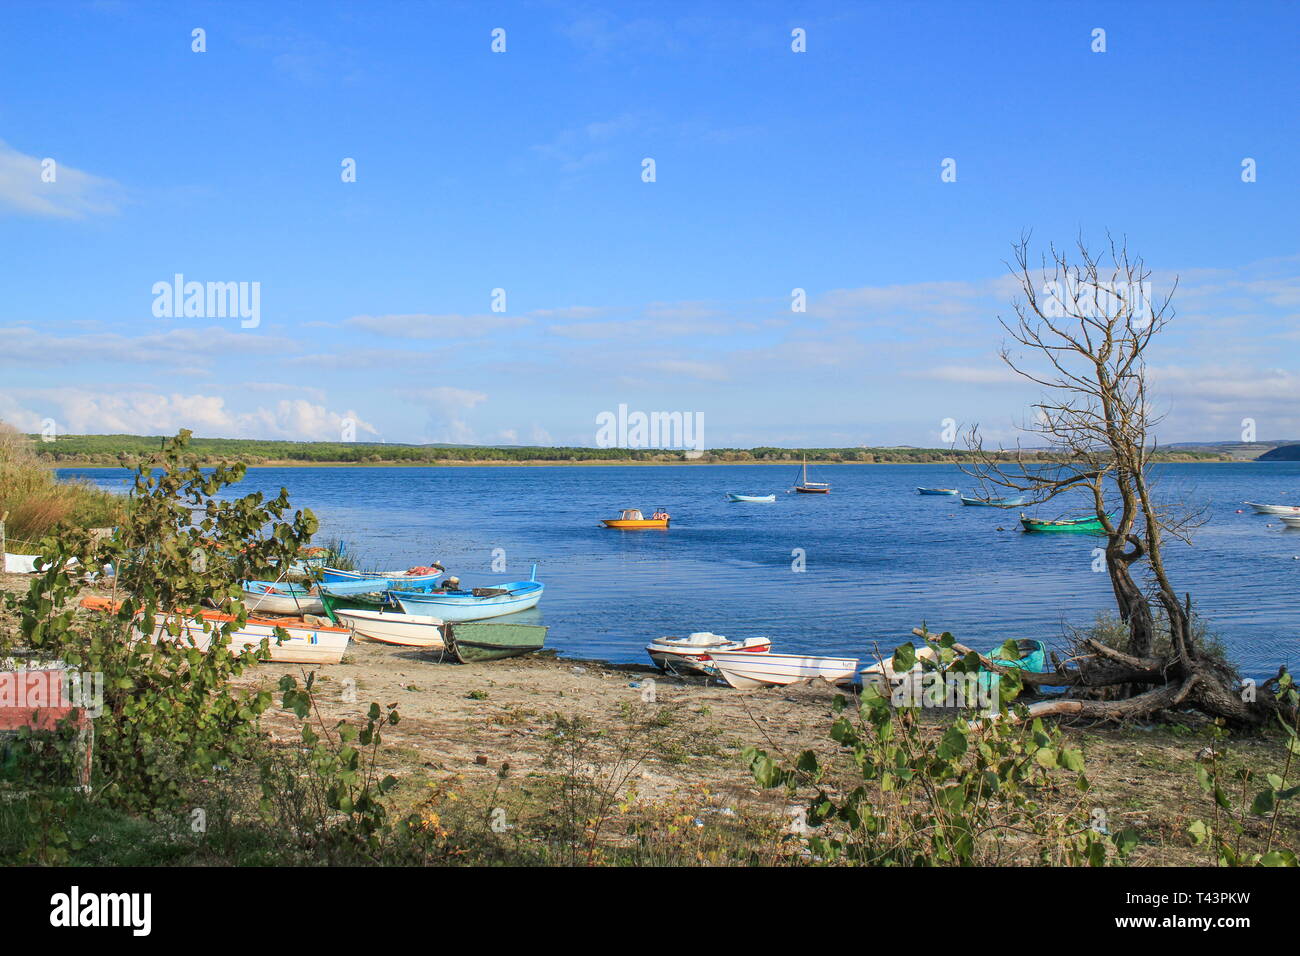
743,631,1139,866
4,430,318,810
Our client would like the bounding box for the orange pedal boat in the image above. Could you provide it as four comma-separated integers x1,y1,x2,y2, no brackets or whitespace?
601,508,670,529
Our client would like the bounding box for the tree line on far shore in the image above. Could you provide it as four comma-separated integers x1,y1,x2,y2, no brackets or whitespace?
26,433,1231,466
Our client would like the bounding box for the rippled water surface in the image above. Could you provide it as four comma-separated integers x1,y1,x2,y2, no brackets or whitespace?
61,462,1300,678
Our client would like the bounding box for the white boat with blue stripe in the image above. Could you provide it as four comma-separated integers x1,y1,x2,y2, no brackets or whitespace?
391,564,544,622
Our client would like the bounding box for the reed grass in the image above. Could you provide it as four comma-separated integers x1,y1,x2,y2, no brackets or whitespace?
0,422,124,544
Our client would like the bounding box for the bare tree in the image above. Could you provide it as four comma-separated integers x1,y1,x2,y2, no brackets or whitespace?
958,235,1291,726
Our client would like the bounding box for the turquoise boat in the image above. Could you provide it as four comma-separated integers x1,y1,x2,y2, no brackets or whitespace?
917,487,959,495
960,495,1026,507
727,493,776,502
979,638,1050,693
1020,514,1107,534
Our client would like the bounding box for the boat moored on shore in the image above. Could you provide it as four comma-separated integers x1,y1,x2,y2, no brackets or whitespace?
392,565,544,621
709,651,858,689
646,632,772,675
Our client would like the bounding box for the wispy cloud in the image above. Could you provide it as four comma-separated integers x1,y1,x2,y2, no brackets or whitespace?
345,313,530,339
0,140,124,218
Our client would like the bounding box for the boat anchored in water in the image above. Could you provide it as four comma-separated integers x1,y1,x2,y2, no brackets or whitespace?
793,456,829,494
1020,514,1108,534
601,509,670,528
727,493,776,503
960,494,1026,507
917,487,959,496
1244,502,1300,516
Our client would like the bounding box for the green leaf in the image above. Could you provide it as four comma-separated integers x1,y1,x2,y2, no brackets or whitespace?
892,643,917,674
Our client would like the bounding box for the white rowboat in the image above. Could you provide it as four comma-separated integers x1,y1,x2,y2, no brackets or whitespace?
708,651,859,689
149,612,348,665
241,581,324,615
334,607,447,648
1280,516,1300,529
646,632,771,674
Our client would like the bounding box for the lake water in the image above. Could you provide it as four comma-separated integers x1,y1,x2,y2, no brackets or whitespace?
60,462,1300,680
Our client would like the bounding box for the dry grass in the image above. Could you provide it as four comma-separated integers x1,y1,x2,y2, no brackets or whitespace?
0,422,123,543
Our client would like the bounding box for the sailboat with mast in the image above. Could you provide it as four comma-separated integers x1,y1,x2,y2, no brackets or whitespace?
793,455,830,494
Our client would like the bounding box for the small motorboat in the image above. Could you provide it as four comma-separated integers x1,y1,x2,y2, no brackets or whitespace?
333,607,447,648
960,495,1026,507
727,494,776,503
646,632,772,675
319,564,444,585
601,508,670,529
1244,502,1300,516
79,597,350,665
241,580,325,615
393,565,545,622
917,487,959,496
708,651,859,689
1280,515,1300,529
1020,514,1107,534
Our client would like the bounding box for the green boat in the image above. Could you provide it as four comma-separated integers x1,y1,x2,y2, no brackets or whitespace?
447,621,548,662
1020,514,1107,534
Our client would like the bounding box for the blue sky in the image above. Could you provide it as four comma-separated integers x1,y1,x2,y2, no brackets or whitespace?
2,0,1298,447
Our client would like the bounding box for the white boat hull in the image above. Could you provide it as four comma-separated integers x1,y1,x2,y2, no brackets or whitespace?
1280,515,1300,528
144,613,349,665
334,608,447,648
646,635,771,674
1245,502,1300,515
709,651,859,689
241,588,324,615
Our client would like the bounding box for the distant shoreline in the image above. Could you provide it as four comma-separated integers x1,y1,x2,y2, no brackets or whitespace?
49,455,1245,469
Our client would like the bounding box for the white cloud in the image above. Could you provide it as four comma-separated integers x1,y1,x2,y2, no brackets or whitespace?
345,313,530,339
0,140,124,218
0,389,376,441
0,325,292,367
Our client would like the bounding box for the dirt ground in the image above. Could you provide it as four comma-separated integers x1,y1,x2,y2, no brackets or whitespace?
5,569,1297,865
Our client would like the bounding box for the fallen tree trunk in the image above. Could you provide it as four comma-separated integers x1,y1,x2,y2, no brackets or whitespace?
910,627,1296,728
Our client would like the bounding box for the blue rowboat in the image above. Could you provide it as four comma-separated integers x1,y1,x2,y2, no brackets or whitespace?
320,566,443,586
728,493,776,503
959,495,1026,507
917,487,959,496
391,565,544,622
